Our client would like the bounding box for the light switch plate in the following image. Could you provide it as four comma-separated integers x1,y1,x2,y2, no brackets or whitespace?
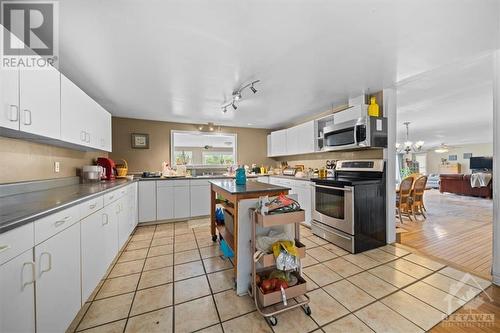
54,161,60,173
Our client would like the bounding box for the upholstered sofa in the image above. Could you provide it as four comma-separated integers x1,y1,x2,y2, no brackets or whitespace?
439,174,492,198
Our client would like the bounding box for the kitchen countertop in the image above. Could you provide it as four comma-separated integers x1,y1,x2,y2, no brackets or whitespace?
209,179,290,194
0,179,136,234
138,174,312,181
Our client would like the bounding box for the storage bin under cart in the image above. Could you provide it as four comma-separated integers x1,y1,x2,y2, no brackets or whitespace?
248,208,311,327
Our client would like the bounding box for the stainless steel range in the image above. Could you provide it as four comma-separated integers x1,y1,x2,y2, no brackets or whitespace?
311,159,386,253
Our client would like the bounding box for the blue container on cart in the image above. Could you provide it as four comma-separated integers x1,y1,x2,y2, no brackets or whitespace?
220,239,234,258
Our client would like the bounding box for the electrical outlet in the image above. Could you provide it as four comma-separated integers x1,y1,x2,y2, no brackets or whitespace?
54,161,60,173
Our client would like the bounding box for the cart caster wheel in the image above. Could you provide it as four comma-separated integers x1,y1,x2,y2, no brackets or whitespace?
302,305,312,316
212,235,218,242
267,316,278,326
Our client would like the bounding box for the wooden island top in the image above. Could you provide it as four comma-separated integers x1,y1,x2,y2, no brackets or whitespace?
209,180,290,275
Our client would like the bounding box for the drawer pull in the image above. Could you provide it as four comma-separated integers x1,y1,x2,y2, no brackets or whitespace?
0,245,11,254
102,213,109,226
39,252,52,276
109,195,114,200
89,203,97,209
9,105,19,121
22,262,36,289
54,216,71,227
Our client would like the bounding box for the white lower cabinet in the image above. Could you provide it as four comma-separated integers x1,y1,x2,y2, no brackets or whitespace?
174,185,190,219
269,177,313,226
35,222,81,333
156,182,174,220
102,203,119,269
139,181,157,223
190,184,210,217
0,250,36,333
80,210,108,302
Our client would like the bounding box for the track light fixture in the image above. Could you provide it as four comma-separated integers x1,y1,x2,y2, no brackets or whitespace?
250,83,257,94
220,79,260,113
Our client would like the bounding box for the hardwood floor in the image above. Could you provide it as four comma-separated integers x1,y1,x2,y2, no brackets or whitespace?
400,189,493,277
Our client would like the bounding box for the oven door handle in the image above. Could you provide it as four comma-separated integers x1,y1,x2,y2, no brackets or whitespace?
312,184,353,192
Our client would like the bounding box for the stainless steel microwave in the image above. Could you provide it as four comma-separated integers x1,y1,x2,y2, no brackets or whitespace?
322,116,387,151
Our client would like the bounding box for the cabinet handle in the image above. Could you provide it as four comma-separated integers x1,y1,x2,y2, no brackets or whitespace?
80,131,86,142
0,244,11,254
9,105,19,121
89,203,97,209
23,109,32,125
22,262,36,289
109,195,114,200
85,132,90,143
54,216,71,227
39,252,52,276
102,213,109,226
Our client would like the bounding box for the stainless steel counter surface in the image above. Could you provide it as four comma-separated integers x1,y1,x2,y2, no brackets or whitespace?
0,179,136,234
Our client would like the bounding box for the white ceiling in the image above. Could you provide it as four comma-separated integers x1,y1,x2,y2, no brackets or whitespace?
397,54,494,148
58,0,500,129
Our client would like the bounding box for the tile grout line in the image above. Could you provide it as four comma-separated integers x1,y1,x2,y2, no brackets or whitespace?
192,225,226,332
121,224,156,333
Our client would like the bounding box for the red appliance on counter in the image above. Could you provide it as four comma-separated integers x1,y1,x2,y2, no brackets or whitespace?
96,157,117,180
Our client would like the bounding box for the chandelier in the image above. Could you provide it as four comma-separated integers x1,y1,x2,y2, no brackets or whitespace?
396,122,424,154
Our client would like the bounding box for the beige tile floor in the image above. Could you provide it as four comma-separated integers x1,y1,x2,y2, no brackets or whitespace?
67,219,492,333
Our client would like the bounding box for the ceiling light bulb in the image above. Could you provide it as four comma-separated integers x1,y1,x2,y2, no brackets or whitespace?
395,143,401,149
232,102,237,110
222,107,227,113
250,85,257,93
404,141,413,147
197,125,204,131
233,92,242,101
416,141,424,147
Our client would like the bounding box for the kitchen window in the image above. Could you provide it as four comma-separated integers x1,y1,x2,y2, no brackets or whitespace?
171,130,237,167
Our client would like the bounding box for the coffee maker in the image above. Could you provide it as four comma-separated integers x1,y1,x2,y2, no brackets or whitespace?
96,157,117,181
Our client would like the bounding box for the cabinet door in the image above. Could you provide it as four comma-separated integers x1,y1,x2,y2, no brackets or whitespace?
95,105,112,152
81,211,107,302
102,204,119,266
190,185,210,217
0,26,20,130
117,197,129,249
60,74,88,146
0,250,36,333
138,181,156,223
35,222,81,333
19,55,60,139
297,121,315,154
174,186,190,219
271,130,287,156
295,184,312,226
157,185,175,220
0,68,19,130
286,126,299,155
267,134,272,157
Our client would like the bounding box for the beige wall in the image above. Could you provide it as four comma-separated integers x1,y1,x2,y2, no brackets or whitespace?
426,143,493,174
0,136,105,184
110,117,274,172
272,149,384,169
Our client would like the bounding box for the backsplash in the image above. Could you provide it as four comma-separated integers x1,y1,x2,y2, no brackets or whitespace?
0,136,106,184
271,149,384,169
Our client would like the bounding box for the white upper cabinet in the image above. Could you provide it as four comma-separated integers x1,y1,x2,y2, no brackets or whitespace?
270,129,287,156
0,26,20,131
19,53,60,139
0,67,19,131
61,74,112,152
268,120,315,157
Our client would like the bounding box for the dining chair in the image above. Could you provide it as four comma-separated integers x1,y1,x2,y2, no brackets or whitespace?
411,175,428,220
396,176,414,223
